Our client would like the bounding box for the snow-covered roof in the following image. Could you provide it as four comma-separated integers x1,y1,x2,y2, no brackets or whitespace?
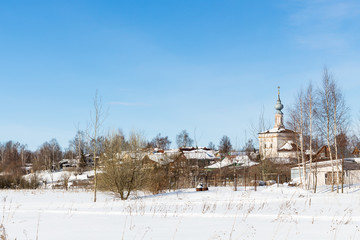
164,149,180,153
206,155,258,169
345,158,360,163
292,158,360,169
280,141,294,150
183,149,218,160
259,127,294,134
305,149,316,155
278,141,299,153
279,141,296,151
164,149,182,158
59,159,77,164
146,153,173,165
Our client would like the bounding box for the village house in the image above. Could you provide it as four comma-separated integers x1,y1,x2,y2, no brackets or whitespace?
180,147,219,168
291,158,360,187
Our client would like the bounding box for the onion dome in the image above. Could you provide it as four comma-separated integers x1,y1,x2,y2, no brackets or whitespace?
275,86,284,114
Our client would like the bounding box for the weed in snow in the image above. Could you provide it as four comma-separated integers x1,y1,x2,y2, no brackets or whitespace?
0,224,7,240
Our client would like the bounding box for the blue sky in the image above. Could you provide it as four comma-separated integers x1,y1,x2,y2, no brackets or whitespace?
1,0,360,150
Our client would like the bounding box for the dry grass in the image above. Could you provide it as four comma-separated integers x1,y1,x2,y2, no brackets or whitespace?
0,224,7,240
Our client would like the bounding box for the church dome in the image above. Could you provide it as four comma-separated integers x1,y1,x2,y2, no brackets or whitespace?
275,87,283,114
275,99,283,113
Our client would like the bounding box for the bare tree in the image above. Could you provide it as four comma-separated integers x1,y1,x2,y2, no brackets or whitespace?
298,90,307,189
250,105,270,149
331,82,340,192
243,139,255,156
99,130,146,200
176,130,194,148
87,91,106,202
304,83,317,192
61,173,71,191
219,135,232,157
317,68,335,191
30,154,45,189
207,141,216,150
254,106,272,181
149,133,172,150
37,142,50,170
330,80,349,193
287,91,304,187
49,138,62,170
0,141,25,186
70,129,91,172
316,68,350,192
20,144,27,167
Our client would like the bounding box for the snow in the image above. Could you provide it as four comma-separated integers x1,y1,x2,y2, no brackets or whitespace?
23,170,93,187
260,127,286,133
346,158,360,163
147,153,173,164
279,141,294,150
182,149,217,160
2,185,360,240
305,149,315,155
206,155,258,169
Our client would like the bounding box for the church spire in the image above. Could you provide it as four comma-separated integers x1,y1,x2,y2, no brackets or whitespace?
274,86,285,128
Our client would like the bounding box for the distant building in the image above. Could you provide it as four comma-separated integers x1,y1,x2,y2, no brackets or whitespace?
258,87,298,163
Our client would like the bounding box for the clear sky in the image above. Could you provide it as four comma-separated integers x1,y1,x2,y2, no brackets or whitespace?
1,0,360,150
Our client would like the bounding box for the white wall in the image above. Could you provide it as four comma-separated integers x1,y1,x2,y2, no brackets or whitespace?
292,165,360,187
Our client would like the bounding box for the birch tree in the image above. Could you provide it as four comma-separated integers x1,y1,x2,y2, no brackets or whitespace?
88,91,106,202
304,83,317,192
330,80,349,193
317,68,335,191
288,110,302,186
299,91,307,189
288,90,306,189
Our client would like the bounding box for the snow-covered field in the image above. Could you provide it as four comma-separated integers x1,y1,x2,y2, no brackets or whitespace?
1,185,360,240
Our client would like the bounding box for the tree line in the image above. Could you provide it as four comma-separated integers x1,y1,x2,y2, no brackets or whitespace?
0,127,241,190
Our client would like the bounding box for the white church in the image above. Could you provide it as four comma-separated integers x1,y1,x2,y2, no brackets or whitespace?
258,88,299,163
